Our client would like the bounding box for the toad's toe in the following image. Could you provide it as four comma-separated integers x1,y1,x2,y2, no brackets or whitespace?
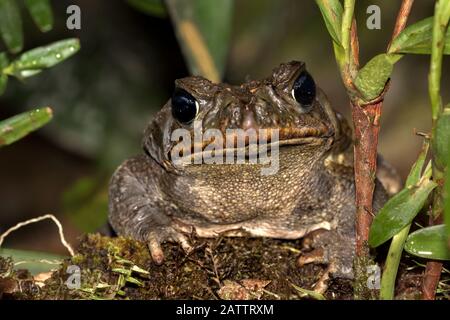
297,248,327,266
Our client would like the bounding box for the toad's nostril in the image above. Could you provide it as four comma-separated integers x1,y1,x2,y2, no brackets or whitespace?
242,110,259,131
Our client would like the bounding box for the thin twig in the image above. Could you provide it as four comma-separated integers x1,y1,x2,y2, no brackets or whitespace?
0,214,74,256
388,0,415,50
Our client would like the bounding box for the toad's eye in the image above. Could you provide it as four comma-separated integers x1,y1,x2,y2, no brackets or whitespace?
171,88,199,124
291,71,316,109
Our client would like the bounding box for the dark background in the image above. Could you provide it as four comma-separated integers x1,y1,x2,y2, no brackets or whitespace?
0,0,448,255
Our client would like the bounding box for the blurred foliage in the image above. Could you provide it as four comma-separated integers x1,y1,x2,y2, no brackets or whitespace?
0,107,52,146
0,0,79,265
0,0,24,53
24,0,53,32
63,176,109,233
166,0,233,81
126,0,167,18
3,38,79,80
0,39,80,147
0,0,54,53
0,248,65,275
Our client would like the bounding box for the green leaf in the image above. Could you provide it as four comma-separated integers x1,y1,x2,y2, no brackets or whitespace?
379,139,431,300
355,53,402,101
0,51,8,95
125,276,144,287
444,106,450,246
389,17,450,55
369,179,437,248
405,139,430,187
291,282,326,300
4,38,80,79
0,248,66,275
405,225,450,260
24,0,54,32
166,0,233,82
126,0,166,17
0,107,53,147
0,0,24,53
433,108,450,168
315,0,343,46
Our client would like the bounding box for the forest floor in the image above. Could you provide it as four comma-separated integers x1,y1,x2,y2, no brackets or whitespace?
0,233,444,300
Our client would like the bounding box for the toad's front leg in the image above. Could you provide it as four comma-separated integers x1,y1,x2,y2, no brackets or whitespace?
108,155,192,264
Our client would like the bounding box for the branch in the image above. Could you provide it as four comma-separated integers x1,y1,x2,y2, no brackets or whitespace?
388,0,415,50
352,0,414,299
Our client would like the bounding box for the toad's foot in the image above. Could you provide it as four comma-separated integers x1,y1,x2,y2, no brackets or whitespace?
297,229,354,293
147,225,193,264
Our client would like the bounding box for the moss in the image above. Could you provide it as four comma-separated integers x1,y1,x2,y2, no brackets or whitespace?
1,234,355,300
3,234,440,300
353,244,379,300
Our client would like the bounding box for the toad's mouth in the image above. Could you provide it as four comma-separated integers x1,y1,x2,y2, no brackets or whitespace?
167,125,333,163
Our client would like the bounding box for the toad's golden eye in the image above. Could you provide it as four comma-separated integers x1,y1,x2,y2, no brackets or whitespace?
291,71,316,110
171,88,199,124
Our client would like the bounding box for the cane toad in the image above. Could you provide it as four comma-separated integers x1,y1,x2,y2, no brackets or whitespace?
109,61,394,292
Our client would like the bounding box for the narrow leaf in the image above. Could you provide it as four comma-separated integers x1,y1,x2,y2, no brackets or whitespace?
0,248,66,275
0,52,8,95
405,225,450,260
389,17,450,55
0,0,23,53
433,109,450,168
125,276,144,287
126,0,166,17
5,38,80,79
369,179,437,247
315,0,343,46
379,139,431,299
405,139,430,187
24,0,54,32
0,107,53,147
443,105,450,247
355,53,402,101
166,0,233,82
291,283,326,300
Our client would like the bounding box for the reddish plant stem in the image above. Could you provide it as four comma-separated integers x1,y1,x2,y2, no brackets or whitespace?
388,0,415,49
422,262,443,300
352,101,382,256
422,214,443,299
351,0,413,259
